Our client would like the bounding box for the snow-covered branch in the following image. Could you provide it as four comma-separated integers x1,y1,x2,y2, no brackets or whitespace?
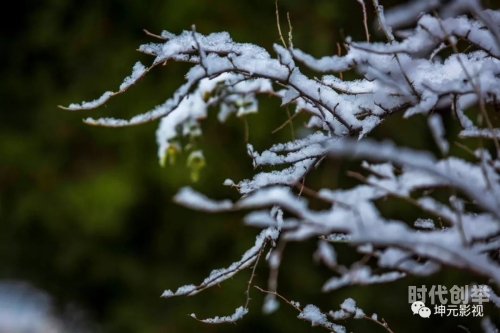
63,0,500,331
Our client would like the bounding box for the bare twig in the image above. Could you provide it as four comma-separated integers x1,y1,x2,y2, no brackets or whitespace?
363,315,395,333
275,0,287,48
254,286,301,311
143,29,168,40
336,43,343,80
272,107,300,135
287,12,294,48
357,0,370,42
244,242,265,308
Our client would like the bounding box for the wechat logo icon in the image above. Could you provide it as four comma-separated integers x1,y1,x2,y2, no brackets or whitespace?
411,301,431,318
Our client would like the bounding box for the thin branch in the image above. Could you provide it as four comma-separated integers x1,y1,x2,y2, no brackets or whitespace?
336,43,343,80
272,108,300,135
244,242,265,308
255,287,394,333
254,286,301,311
243,116,249,143
143,29,168,40
287,12,294,48
286,107,295,140
357,0,370,42
275,0,287,48
363,315,395,333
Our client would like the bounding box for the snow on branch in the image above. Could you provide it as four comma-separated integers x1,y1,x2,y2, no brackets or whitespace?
174,187,233,212
63,0,500,331
161,227,278,298
61,2,500,172
255,286,394,333
324,138,500,219
61,3,500,138
190,306,248,324
58,61,149,110
322,266,406,292
298,304,347,333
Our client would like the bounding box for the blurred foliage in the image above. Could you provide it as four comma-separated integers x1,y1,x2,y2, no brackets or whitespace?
1,0,498,332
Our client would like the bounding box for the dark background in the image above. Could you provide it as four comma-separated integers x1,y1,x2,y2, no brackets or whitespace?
1,0,499,332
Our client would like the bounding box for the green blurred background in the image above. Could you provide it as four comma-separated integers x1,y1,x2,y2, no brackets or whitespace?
1,0,499,332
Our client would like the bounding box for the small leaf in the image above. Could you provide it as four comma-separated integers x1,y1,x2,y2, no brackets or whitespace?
160,144,180,167
187,150,206,182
